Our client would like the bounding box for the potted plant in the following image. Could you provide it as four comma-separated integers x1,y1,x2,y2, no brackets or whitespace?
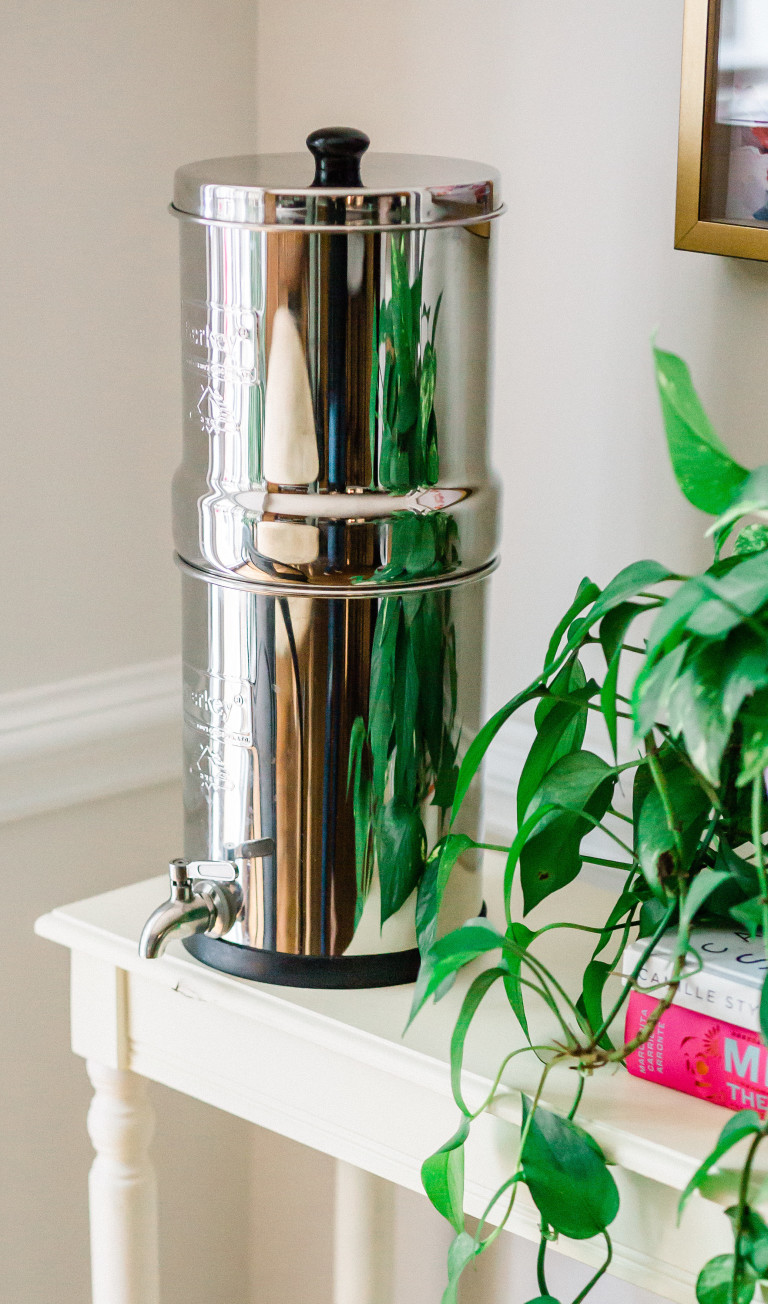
411,345,768,1304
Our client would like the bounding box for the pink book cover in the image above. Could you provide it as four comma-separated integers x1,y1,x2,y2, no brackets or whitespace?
625,990,768,1114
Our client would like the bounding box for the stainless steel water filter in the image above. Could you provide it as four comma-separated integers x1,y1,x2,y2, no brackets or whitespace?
140,129,504,986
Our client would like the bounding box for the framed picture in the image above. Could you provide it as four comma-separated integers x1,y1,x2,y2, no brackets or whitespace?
677,0,768,259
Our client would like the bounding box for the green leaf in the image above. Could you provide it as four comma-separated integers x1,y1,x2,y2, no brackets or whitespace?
639,616,768,779
576,959,613,1050
451,685,541,822
377,800,426,925
417,343,438,485
685,552,768,639
666,647,731,787
533,655,589,729
525,751,616,824
393,617,420,799
653,346,748,515
632,641,688,739
565,563,672,657
518,661,591,824
407,920,505,1026
572,560,675,639
679,870,732,934
520,752,616,912
504,803,561,905
441,1230,482,1304
415,834,475,958
725,1205,768,1276
679,1111,763,1216
636,762,710,897
599,600,644,665
730,896,764,939
503,922,536,1042
421,1116,470,1232
736,523,768,557
591,880,639,959
368,598,401,800
695,1253,757,1304
644,577,705,659
347,715,374,925
716,840,761,896
520,1097,619,1240
599,602,644,757
451,967,508,1113
544,577,600,667
738,688,768,785
722,628,768,722
709,464,768,555
527,1298,560,1303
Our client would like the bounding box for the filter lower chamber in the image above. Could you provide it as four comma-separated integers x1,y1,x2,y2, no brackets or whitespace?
179,563,489,985
138,128,504,986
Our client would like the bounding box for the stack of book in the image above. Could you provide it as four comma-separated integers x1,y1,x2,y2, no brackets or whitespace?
623,928,768,1112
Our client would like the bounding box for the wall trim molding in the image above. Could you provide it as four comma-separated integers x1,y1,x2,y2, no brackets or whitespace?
0,659,181,824
0,660,549,844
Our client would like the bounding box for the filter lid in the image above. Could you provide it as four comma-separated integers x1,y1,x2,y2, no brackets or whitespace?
172,126,502,230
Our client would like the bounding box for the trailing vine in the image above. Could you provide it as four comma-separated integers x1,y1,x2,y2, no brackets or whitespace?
413,346,768,1304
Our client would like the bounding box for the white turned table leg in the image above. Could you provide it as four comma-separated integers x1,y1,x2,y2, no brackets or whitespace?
333,1161,395,1304
86,1060,160,1304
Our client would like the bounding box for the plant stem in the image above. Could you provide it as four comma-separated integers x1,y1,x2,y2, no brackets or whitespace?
751,776,768,943
582,854,635,870
536,1230,550,1297
469,1045,554,1120
472,1174,522,1249
592,899,677,1047
571,809,636,858
568,1072,586,1120
532,917,632,939
730,1130,764,1304
571,1232,613,1304
512,945,585,1035
473,1062,554,1249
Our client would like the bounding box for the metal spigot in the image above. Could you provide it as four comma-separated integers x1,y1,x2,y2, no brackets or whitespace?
139,859,240,960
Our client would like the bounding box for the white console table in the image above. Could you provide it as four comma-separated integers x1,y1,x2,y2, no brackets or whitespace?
35,874,763,1304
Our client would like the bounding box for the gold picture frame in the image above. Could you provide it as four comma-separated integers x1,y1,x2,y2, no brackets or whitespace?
677,0,768,260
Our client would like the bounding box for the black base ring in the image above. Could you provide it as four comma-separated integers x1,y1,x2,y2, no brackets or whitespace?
183,933,420,988
183,901,487,989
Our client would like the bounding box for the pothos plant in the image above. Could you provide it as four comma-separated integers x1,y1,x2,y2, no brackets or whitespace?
411,345,768,1304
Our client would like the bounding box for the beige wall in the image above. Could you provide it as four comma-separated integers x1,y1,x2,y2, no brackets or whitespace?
253,0,768,706
1,0,257,692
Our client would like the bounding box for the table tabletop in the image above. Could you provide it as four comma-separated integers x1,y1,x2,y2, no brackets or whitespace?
35,868,759,1303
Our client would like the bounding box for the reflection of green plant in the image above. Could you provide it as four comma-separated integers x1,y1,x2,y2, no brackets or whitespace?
348,514,460,927
408,347,768,1304
350,233,453,927
371,233,442,492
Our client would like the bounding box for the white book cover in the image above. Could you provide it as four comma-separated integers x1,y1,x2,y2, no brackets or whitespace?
622,927,767,1033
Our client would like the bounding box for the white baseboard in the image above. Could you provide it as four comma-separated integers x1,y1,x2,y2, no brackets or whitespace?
0,658,616,883
0,654,528,831
0,659,181,824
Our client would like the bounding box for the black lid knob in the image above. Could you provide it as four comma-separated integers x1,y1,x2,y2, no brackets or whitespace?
306,127,370,188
